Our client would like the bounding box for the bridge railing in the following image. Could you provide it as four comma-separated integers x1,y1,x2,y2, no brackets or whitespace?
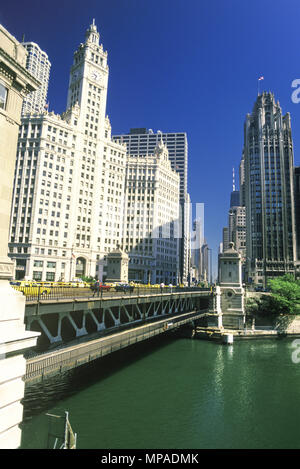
12,284,211,302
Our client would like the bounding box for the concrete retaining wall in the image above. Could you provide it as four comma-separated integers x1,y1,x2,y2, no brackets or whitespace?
275,314,300,334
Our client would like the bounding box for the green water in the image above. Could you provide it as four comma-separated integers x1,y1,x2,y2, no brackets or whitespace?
20,336,300,449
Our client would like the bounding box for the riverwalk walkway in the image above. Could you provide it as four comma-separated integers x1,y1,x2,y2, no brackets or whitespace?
196,326,280,342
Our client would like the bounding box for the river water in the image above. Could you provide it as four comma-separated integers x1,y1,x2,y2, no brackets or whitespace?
20,335,300,449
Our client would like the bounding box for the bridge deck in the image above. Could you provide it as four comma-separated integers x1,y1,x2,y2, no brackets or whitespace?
19,286,211,304
25,309,211,384
25,289,212,317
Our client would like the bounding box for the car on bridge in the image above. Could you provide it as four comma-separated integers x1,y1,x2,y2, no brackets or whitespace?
68,280,89,288
10,281,51,296
114,283,135,293
89,282,111,293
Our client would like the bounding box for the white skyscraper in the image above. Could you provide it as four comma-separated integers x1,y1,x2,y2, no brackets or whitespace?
191,217,203,282
21,42,51,114
123,141,180,284
112,128,190,283
9,21,127,281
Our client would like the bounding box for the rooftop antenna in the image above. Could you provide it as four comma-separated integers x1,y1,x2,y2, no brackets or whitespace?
232,167,236,191
22,33,25,43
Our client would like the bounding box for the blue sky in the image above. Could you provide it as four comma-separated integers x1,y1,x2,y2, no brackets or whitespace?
2,0,300,278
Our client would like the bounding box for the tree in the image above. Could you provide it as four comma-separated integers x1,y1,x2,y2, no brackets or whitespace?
248,275,300,317
267,275,300,315
79,275,95,284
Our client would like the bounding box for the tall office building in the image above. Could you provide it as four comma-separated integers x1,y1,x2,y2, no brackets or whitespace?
242,91,296,285
184,192,192,284
9,21,128,281
112,128,190,283
113,129,188,198
228,206,246,260
228,167,246,260
221,169,246,282
294,166,300,261
201,241,210,284
191,216,205,282
21,42,51,114
230,168,240,207
239,151,246,207
123,141,180,284
190,219,200,282
222,227,229,252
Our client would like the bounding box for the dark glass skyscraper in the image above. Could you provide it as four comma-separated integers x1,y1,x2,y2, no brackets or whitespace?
294,166,300,261
242,92,296,285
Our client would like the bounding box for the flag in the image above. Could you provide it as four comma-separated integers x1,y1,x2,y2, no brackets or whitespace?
44,101,49,110
258,76,264,81
72,253,76,259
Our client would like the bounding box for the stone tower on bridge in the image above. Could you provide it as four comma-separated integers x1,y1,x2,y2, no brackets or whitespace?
218,242,245,329
105,247,129,283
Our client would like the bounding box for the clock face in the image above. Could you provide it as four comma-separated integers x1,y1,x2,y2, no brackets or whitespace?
90,69,100,82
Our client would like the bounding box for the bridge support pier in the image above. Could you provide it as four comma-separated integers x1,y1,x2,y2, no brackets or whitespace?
37,318,62,345
89,310,105,332
66,314,87,338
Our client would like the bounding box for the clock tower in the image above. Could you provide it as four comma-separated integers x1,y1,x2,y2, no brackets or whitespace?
66,19,109,137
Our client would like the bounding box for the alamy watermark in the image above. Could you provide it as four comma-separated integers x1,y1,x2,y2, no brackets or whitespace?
291,339,300,363
123,201,205,246
291,79,300,103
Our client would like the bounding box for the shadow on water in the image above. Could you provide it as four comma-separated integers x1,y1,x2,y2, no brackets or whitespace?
22,332,178,422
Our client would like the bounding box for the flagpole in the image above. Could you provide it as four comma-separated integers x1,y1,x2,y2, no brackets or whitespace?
258,76,264,96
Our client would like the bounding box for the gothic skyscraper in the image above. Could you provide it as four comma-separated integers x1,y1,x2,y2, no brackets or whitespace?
242,92,296,285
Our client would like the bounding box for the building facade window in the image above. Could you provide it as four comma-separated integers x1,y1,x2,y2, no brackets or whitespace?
33,271,42,281
0,81,8,109
46,272,55,281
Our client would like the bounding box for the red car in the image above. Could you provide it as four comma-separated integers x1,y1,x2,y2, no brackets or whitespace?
90,282,111,292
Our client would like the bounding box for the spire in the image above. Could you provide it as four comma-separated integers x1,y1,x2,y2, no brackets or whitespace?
154,138,168,160
230,167,240,207
85,19,100,45
157,130,163,143
232,167,235,191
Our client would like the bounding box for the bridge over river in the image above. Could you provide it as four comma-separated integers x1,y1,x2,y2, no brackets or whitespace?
23,288,217,383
